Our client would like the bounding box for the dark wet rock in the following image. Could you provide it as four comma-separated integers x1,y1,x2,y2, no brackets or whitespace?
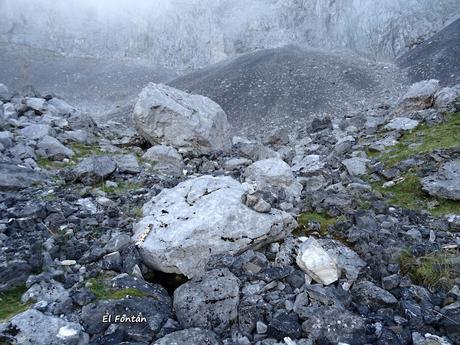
0,260,32,292
266,311,301,340
81,275,171,342
352,281,398,308
439,301,460,344
173,268,239,334
311,116,333,132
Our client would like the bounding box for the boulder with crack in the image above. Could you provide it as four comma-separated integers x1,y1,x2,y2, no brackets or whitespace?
133,83,231,155
133,175,297,278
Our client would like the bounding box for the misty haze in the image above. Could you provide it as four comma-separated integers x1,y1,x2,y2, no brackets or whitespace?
0,1,459,345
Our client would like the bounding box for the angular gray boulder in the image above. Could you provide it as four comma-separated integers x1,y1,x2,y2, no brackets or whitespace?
133,83,231,155
142,144,184,176
133,175,297,278
36,136,74,160
0,163,44,191
422,159,460,201
393,79,440,114
244,158,302,202
73,156,117,185
173,268,239,334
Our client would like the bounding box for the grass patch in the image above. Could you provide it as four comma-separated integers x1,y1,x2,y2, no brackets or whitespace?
87,277,150,300
36,143,105,170
378,112,460,167
130,206,143,220
100,181,142,196
71,142,105,159
39,193,58,202
0,286,31,321
373,173,459,217
295,212,347,236
399,250,458,290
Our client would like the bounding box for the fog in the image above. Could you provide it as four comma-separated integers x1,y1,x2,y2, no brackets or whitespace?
1,0,459,71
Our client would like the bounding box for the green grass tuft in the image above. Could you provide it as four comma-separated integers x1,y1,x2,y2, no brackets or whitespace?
100,181,142,196
399,250,457,290
87,278,150,300
0,286,31,321
295,212,347,236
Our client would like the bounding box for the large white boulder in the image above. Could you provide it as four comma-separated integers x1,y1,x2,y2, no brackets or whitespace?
245,158,303,202
133,175,297,278
133,83,232,155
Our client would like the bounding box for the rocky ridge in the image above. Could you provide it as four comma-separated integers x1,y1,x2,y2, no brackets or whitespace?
0,80,459,345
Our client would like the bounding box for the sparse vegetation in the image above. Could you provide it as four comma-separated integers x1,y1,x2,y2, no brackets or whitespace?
373,172,460,216
131,206,143,220
368,113,460,217
36,142,105,170
87,277,150,300
39,192,58,202
399,249,458,290
295,212,347,236
70,142,105,159
100,180,142,196
0,286,31,321
378,112,460,167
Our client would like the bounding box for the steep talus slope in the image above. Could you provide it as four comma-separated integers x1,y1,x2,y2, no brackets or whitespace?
170,46,406,134
397,18,460,86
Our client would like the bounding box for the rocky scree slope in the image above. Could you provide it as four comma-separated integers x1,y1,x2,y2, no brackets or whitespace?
170,45,406,136
0,80,459,344
397,18,460,86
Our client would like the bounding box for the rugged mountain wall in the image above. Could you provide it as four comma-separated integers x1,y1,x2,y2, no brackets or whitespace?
0,0,458,71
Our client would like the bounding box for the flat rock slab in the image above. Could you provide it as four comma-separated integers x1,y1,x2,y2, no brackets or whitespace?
385,117,419,131
133,175,297,278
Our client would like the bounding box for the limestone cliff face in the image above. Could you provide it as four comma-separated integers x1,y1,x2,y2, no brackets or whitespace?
0,0,458,71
